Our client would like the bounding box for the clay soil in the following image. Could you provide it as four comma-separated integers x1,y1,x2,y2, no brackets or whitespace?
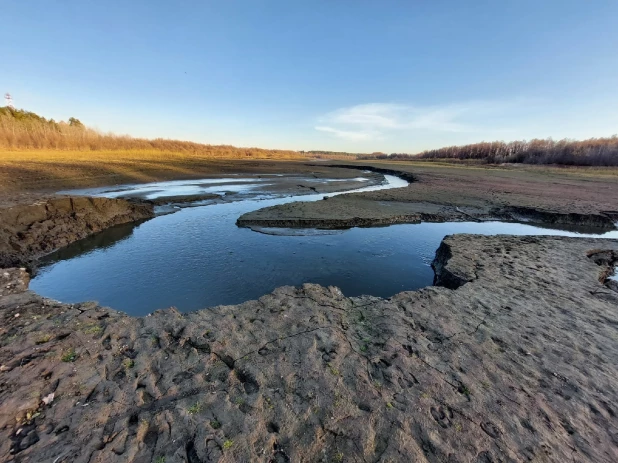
1,236,617,462
237,161,618,230
1,159,618,462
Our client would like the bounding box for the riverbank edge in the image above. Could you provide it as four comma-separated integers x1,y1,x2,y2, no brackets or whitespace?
3,164,617,273
0,169,390,270
0,197,155,269
236,165,618,231
1,235,617,461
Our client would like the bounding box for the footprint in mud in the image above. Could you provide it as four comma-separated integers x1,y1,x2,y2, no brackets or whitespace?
481,421,502,438
235,369,260,394
430,406,453,428
172,371,193,385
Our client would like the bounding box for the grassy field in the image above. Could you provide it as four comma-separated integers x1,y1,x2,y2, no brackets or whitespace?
0,148,302,195
0,107,303,195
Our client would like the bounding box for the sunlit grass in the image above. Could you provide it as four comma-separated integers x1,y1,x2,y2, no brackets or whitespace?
0,108,303,193
0,148,302,193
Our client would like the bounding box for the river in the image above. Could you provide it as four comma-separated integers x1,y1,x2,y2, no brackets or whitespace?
31,174,618,315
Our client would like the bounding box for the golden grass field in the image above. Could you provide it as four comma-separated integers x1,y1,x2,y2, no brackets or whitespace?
0,108,303,195
0,148,303,195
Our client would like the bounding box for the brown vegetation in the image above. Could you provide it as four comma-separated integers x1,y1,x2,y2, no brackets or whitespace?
357,136,618,166
300,150,360,160
417,137,618,166
0,107,302,196
0,107,299,159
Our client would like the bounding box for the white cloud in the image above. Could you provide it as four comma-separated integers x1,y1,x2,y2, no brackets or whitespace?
315,100,526,141
314,125,379,141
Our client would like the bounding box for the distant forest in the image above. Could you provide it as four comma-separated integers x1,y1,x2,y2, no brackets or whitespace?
357,136,618,166
300,150,359,160
0,107,300,159
4,106,617,166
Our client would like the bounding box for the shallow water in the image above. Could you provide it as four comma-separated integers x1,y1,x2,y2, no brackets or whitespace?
58,177,270,199
58,174,382,201
32,176,617,315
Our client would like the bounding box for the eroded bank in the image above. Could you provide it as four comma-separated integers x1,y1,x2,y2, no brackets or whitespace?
1,235,617,461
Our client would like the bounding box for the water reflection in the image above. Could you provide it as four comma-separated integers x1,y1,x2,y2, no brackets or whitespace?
31,175,616,315
38,220,146,264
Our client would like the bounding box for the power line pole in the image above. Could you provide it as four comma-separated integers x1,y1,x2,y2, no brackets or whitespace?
4,93,14,109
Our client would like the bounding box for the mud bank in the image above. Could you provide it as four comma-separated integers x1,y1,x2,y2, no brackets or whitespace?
0,197,154,268
237,166,618,230
323,163,418,183
1,235,617,462
236,197,617,230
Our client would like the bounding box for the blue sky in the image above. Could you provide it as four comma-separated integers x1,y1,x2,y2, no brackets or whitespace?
3,1,618,152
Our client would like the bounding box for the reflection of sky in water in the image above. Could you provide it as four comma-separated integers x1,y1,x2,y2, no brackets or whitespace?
59,178,268,199
140,183,273,199
327,175,406,196
304,177,369,183
57,175,379,200
32,213,618,316
33,173,616,315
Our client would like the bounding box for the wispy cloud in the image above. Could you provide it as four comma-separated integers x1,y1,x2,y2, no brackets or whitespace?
315,100,525,141
314,125,379,141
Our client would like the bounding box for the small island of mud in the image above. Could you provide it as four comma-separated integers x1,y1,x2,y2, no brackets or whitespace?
237,163,618,231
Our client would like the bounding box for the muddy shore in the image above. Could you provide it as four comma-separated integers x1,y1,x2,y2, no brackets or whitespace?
0,197,154,269
0,167,384,269
237,163,618,230
1,160,618,462
1,235,617,462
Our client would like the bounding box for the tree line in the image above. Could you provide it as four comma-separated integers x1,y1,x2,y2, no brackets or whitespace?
0,107,300,159
357,136,618,166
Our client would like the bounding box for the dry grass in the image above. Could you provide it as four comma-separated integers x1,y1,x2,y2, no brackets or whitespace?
348,158,618,178
0,108,299,156
0,107,302,195
0,148,302,194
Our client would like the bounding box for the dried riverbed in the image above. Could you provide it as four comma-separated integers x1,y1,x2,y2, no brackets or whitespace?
1,235,617,462
1,163,618,462
24,172,618,315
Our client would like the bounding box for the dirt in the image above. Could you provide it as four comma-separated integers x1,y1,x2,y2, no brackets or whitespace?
0,166,383,269
0,197,154,268
0,161,381,208
237,163,618,230
1,160,618,462
0,235,617,462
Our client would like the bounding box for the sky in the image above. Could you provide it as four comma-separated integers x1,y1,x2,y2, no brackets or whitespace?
2,1,618,153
